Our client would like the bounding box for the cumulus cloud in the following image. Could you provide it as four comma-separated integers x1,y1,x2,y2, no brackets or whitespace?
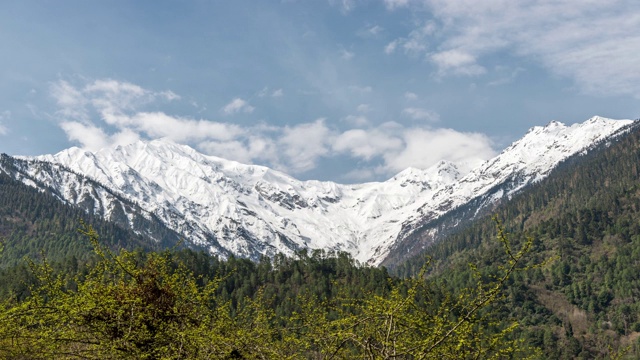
333,123,495,176
383,128,494,174
279,119,334,173
50,79,497,180
59,121,140,151
333,127,404,160
392,0,640,96
49,79,337,175
222,98,254,114
51,80,89,121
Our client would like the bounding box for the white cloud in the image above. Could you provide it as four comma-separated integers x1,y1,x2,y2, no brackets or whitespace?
386,22,436,56
384,40,398,54
382,128,494,174
222,98,254,114
404,92,418,100
340,48,355,60
402,107,440,122
50,80,89,122
333,123,495,177
431,50,486,76
127,112,244,142
258,87,269,97
260,87,284,98
279,119,333,173
0,111,10,135
50,79,497,179
356,104,371,113
199,136,278,165
399,0,640,97
58,120,142,152
361,25,383,37
333,128,403,160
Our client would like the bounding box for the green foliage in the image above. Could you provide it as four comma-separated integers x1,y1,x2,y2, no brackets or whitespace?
0,168,164,270
394,123,640,358
0,221,532,359
0,223,229,359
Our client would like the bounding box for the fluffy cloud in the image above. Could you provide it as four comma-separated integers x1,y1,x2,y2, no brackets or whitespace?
391,0,640,96
279,119,334,173
222,98,254,114
333,127,403,160
59,121,140,151
333,122,495,176
50,80,89,121
50,79,497,179
126,112,243,142
49,79,335,175
382,128,494,174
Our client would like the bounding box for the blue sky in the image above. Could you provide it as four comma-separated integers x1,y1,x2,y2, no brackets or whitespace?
1,1,639,182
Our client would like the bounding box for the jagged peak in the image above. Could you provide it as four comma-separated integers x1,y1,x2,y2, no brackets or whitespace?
12,114,635,266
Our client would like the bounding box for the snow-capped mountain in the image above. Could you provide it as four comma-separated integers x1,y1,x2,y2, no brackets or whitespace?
1,116,635,265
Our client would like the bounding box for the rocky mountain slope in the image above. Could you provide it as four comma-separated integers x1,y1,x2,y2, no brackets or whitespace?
1,116,634,265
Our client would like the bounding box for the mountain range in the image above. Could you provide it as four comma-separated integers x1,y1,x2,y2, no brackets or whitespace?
0,116,634,266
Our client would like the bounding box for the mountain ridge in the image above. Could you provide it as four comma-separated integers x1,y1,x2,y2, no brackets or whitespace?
3,116,634,265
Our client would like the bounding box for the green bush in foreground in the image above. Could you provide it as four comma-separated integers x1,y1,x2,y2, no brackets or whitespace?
0,219,537,359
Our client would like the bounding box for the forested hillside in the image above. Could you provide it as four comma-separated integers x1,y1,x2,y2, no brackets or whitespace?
2,124,640,358
394,123,640,358
0,223,532,359
0,170,154,268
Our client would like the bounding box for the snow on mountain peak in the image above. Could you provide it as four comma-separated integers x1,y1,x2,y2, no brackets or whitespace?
14,116,636,265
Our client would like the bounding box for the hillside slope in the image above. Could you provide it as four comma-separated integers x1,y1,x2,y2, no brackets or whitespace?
394,118,640,358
